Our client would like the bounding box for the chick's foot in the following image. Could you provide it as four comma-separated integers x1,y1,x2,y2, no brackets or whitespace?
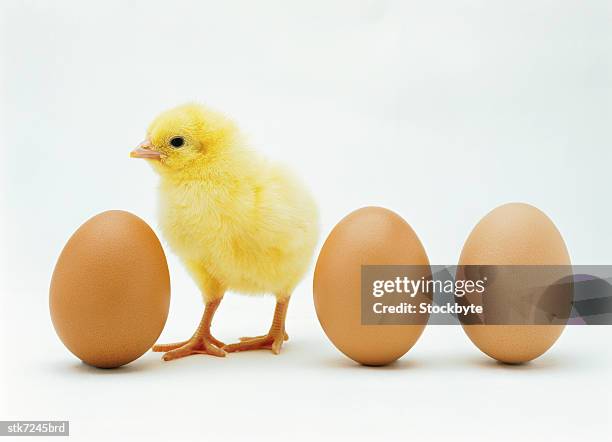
152,298,226,361
151,340,189,352
224,297,290,355
152,334,226,353
223,330,286,355
238,331,289,342
154,335,226,361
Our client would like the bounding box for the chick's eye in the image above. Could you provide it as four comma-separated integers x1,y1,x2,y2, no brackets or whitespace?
170,136,185,148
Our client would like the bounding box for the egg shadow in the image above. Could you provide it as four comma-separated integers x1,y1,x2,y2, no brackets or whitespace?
61,353,166,375
465,354,570,371
319,355,424,371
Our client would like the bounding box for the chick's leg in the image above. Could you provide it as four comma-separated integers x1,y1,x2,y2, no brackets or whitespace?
224,296,290,355
152,298,226,360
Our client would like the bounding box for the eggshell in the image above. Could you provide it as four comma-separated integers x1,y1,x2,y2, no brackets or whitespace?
313,207,430,366
50,210,170,368
458,203,570,364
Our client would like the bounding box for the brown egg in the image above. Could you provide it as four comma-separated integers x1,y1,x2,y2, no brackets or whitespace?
458,203,571,364
50,210,170,368
313,207,430,366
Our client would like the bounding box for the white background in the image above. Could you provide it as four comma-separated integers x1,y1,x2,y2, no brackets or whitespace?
1,1,610,441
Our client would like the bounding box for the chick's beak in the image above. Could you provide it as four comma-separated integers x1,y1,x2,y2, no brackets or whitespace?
130,139,166,160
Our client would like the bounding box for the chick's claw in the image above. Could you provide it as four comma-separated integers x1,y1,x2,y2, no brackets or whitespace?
152,340,190,352
239,331,289,342
224,331,286,355
152,335,226,353
155,335,227,361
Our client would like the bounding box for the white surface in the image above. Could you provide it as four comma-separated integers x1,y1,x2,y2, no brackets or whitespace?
1,1,610,441
2,302,612,441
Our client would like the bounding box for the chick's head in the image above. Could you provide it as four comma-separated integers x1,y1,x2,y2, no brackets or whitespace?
131,103,237,178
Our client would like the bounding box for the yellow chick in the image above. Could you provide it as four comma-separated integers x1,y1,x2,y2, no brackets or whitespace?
131,103,319,360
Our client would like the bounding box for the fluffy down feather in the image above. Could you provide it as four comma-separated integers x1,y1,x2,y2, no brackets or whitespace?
143,103,319,302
